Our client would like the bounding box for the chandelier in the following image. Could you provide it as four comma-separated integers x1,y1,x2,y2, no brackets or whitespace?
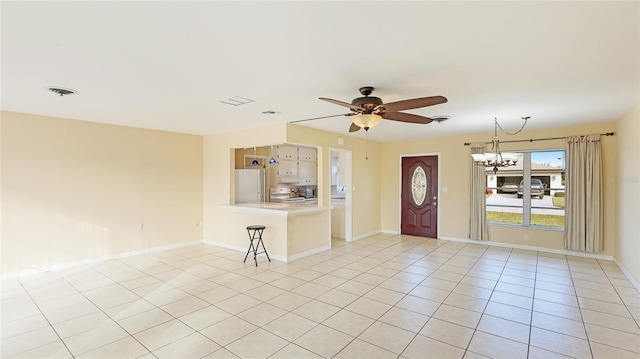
472,117,529,173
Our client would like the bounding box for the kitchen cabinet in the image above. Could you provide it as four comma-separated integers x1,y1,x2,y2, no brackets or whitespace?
299,161,317,185
298,147,317,162
272,145,299,183
276,145,298,160
272,145,317,185
277,160,298,176
274,159,298,183
298,146,317,185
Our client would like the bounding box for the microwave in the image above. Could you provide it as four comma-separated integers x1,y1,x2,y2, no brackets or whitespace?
304,187,317,198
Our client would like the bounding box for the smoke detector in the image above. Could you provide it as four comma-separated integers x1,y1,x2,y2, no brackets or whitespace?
46,87,79,97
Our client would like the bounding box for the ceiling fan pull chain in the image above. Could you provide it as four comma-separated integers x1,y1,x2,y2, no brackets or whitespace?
365,131,369,160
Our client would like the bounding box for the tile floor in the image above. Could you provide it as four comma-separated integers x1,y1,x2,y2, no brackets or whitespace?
1,234,639,358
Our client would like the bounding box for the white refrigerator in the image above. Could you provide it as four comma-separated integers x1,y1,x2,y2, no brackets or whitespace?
235,169,265,203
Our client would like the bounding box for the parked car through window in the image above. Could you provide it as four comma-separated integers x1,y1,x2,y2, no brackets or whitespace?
517,179,545,199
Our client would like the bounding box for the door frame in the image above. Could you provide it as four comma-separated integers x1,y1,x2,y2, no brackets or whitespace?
398,153,441,238
330,148,353,242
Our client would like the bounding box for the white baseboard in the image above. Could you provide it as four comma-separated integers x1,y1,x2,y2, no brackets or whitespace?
203,239,332,263
614,258,640,292
381,230,400,235
202,239,286,262
1,239,203,280
351,230,382,241
287,244,332,262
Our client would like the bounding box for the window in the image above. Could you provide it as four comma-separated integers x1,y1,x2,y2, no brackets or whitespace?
486,150,565,228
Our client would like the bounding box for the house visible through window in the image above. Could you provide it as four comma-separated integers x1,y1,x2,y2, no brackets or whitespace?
486,150,565,228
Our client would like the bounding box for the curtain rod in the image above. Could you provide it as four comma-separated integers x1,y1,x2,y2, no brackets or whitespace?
463,132,615,146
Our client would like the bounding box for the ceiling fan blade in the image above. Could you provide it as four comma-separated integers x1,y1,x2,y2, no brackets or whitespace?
290,113,350,124
349,123,361,132
319,97,365,112
378,96,447,113
382,111,434,124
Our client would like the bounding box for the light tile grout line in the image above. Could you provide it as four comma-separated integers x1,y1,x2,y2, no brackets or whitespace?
10,280,76,358
526,251,540,359
462,245,514,358
60,263,167,358
3,236,639,358
569,256,598,359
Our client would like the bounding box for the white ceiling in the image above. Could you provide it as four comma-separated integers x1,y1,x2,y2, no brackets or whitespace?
2,1,638,142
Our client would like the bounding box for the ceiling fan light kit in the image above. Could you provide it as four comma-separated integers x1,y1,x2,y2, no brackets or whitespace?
352,113,382,130
301,86,447,133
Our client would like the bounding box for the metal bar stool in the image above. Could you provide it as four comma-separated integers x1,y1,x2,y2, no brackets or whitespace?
244,225,271,266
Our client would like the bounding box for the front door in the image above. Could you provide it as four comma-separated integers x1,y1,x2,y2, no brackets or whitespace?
401,156,438,238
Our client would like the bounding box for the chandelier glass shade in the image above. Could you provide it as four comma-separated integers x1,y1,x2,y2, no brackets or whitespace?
472,117,529,173
352,113,382,130
472,140,521,173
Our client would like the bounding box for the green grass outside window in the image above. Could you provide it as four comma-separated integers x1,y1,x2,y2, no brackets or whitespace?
486,211,564,227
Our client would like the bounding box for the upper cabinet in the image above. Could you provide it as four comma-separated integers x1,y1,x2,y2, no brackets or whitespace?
298,161,317,185
297,146,317,185
272,145,317,185
276,145,298,161
298,147,317,162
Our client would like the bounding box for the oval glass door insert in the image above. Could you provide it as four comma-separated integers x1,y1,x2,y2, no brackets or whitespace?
412,166,427,206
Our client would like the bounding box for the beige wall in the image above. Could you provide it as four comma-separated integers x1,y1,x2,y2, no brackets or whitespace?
380,121,618,256
2,108,634,282
615,105,640,285
1,111,203,276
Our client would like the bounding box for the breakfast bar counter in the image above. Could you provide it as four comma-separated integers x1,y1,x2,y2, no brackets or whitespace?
219,202,331,216
214,202,332,262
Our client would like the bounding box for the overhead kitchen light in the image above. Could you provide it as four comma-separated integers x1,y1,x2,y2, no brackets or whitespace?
251,147,259,165
351,113,382,131
269,145,277,164
472,117,529,173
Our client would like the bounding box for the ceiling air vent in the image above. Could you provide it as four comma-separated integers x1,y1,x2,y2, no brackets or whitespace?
47,87,78,97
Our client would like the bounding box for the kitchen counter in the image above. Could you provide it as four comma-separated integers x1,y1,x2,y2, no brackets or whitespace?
219,201,331,217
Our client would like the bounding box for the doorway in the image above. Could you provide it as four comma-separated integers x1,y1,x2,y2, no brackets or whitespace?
330,148,352,242
401,155,438,238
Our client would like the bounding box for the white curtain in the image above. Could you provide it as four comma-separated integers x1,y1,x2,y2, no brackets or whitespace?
565,135,603,252
470,143,488,241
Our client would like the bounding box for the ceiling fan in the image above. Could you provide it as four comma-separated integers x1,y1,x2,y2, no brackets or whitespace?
292,86,448,133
